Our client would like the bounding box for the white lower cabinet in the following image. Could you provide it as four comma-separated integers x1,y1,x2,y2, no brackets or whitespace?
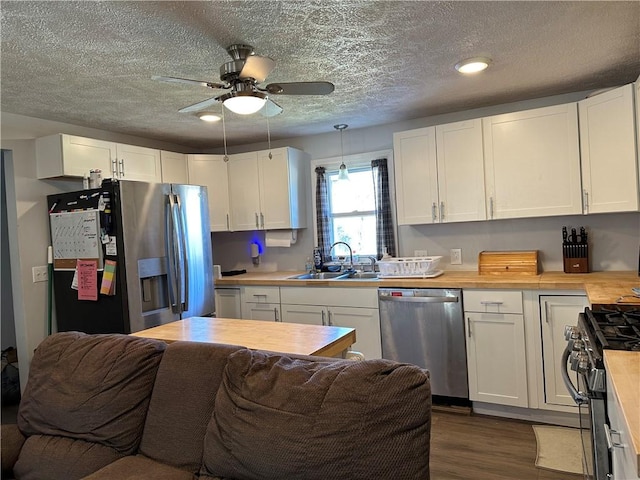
464,290,528,407
607,374,640,479
539,295,589,407
240,286,281,322
214,287,242,319
280,287,382,360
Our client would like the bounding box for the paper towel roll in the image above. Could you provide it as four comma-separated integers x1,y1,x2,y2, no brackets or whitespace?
265,230,297,247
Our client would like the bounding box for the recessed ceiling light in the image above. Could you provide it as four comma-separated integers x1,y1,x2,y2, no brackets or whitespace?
455,57,491,74
197,112,221,122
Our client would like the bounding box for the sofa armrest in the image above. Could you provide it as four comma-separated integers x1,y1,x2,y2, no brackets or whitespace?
1,424,26,475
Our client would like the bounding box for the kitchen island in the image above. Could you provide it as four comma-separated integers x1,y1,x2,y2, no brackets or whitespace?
130,316,356,358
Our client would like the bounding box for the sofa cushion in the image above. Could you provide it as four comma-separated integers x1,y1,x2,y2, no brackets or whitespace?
139,341,244,473
82,454,198,480
13,434,125,480
201,349,431,480
17,332,166,455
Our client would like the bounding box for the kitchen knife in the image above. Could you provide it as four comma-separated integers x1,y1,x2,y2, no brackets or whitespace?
570,228,577,258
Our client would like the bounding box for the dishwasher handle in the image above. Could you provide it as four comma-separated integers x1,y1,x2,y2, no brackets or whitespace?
378,295,459,304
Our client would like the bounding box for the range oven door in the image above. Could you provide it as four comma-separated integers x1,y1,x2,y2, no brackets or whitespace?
561,345,612,479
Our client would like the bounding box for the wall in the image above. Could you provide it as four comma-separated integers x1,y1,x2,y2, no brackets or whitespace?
210,90,640,273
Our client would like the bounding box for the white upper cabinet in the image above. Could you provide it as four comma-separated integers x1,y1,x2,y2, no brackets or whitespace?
579,84,639,214
36,133,162,182
393,120,486,225
483,103,582,219
435,119,486,222
187,154,230,232
114,143,161,182
393,127,438,225
36,134,117,179
227,147,308,231
160,150,188,184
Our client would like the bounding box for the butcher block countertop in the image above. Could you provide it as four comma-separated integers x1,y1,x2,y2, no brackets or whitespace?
605,351,640,477
217,270,640,305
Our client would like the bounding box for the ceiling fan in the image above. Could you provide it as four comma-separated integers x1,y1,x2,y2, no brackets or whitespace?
152,44,335,117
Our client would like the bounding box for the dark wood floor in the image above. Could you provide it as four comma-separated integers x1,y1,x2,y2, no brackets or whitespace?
430,411,583,480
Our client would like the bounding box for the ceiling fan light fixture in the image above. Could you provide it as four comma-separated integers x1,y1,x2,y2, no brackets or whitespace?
455,57,491,74
197,112,221,122
222,91,267,115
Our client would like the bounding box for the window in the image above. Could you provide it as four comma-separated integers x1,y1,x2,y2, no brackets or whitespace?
327,167,376,257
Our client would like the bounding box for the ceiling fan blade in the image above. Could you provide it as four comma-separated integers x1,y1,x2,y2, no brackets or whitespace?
152,75,226,89
260,98,283,117
178,96,221,113
265,81,335,96
239,55,276,83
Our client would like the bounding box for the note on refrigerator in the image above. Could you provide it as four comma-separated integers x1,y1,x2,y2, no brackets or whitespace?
77,259,98,301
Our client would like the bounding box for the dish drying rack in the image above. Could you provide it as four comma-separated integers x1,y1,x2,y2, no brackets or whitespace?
377,256,443,278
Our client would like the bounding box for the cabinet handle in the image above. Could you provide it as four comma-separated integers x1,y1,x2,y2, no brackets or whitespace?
111,159,118,178
440,201,445,221
321,310,326,326
327,310,333,326
260,212,264,229
480,301,503,305
255,213,259,229
119,159,125,178
489,197,494,219
604,424,625,449
226,214,229,230
467,317,471,337
544,302,550,323
583,189,589,213
432,202,437,222
274,308,279,322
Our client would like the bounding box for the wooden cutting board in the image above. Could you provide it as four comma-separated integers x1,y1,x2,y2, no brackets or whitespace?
478,250,539,276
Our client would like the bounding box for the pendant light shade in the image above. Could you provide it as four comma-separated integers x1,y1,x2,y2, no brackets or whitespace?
334,123,349,181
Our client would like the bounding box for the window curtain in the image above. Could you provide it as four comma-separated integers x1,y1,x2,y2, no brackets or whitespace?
371,158,396,259
314,166,331,261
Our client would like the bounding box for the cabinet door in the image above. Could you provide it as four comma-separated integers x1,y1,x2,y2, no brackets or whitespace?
483,104,582,219
579,84,638,213
160,151,188,184
36,134,117,179
228,152,261,231
243,303,280,322
466,312,528,407
435,119,487,222
281,304,325,326
540,295,589,407
214,288,242,319
393,127,439,225
187,154,230,232
258,148,294,229
327,306,382,360
116,144,161,182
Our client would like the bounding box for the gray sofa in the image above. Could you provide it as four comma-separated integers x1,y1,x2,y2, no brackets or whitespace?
1,331,431,480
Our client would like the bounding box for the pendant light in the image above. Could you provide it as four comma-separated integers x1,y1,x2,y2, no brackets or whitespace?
334,124,349,180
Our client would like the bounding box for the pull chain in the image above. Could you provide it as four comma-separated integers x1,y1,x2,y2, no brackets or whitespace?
222,106,229,162
266,110,272,159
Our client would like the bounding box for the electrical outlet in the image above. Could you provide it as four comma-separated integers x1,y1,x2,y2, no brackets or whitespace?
414,250,429,257
32,265,48,283
450,249,462,265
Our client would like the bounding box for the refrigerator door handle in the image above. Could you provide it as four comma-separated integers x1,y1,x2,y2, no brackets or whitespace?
174,193,190,313
166,193,181,313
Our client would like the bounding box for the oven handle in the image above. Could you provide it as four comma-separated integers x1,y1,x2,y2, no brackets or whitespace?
561,345,589,405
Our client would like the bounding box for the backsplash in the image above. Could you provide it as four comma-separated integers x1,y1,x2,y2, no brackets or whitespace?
212,211,640,273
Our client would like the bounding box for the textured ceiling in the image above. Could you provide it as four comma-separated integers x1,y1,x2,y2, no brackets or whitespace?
2,1,639,150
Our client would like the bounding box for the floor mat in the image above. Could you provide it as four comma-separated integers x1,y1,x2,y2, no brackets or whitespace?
533,425,588,475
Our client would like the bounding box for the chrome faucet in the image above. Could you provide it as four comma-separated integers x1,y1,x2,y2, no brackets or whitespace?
329,241,354,272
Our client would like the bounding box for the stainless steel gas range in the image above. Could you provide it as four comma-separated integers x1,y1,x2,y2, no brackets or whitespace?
562,307,640,479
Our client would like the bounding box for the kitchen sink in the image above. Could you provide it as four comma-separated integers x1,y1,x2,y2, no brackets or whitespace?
287,271,380,281
340,272,380,280
287,272,348,280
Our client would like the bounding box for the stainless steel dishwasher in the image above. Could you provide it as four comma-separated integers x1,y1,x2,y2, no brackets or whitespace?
378,288,468,399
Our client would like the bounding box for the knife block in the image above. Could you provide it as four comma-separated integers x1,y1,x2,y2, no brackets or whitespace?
563,245,589,273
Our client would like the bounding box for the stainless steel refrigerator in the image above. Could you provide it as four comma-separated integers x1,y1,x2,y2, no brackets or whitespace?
47,179,215,334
